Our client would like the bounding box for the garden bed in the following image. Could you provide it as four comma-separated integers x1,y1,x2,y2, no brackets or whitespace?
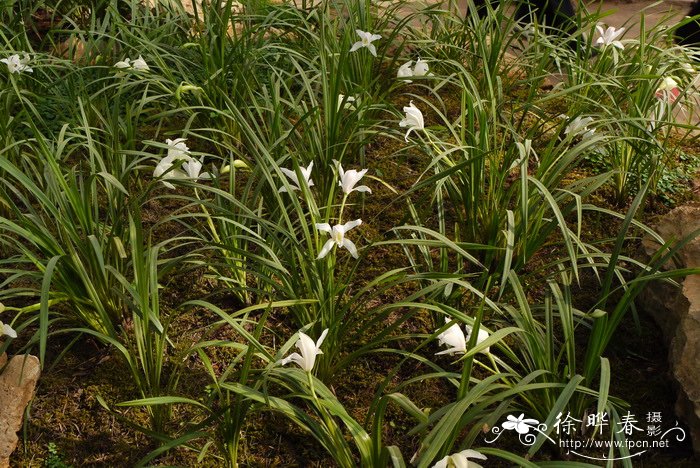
1,0,700,466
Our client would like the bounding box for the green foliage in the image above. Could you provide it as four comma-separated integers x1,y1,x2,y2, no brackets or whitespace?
44,442,71,468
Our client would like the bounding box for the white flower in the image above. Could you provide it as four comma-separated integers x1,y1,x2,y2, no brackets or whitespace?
432,449,487,468
413,58,429,77
0,320,16,339
397,58,430,82
397,60,414,81
166,138,190,159
595,25,625,50
658,76,679,92
436,320,490,356
350,30,382,57
1,54,32,74
564,116,595,139
337,94,357,112
502,413,540,434
279,161,314,193
436,318,466,356
154,154,186,189
336,162,371,195
316,219,362,259
153,138,208,188
181,158,210,180
655,76,681,103
399,101,424,141
114,56,149,71
649,77,683,129
131,55,150,71
114,58,131,69
279,328,329,372
466,323,490,355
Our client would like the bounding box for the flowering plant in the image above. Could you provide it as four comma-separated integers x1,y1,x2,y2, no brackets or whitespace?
153,138,209,188
595,25,625,49
114,55,150,71
279,328,329,372
1,54,32,74
350,30,382,57
399,101,424,141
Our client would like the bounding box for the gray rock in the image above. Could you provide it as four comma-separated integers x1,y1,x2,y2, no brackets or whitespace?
0,354,40,468
671,274,700,453
640,202,700,452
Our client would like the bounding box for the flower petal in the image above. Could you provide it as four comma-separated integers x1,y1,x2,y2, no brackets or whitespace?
413,59,429,76
367,43,377,57
341,238,359,258
280,167,298,183
317,239,335,259
153,158,172,178
303,160,314,176
279,352,302,367
341,219,362,232
435,347,464,356
315,223,332,234
183,159,203,179
397,60,413,79
2,323,17,338
316,328,329,348
355,168,368,180
132,55,150,71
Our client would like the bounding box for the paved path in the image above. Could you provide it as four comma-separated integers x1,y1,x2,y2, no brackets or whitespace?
446,1,688,37
586,0,687,38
